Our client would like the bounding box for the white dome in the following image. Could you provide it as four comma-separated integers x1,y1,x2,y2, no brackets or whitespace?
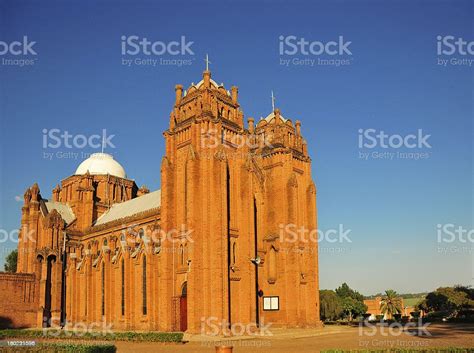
75,153,126,178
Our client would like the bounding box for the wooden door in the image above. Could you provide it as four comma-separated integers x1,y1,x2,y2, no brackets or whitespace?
180,296,187,331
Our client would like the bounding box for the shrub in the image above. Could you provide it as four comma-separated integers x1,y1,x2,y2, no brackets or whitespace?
410,311,421,319
0,329,183,342
1,343,116,353
425,310,451,322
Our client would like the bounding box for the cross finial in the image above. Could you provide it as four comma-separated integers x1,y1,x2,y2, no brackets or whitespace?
271,90,276,112
204,54,211,71
101,133,105,153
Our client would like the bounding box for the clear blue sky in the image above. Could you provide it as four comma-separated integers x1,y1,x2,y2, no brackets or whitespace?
0,0,472,295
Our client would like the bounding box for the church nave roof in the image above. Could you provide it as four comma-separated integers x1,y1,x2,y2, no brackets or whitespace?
94,189,161,226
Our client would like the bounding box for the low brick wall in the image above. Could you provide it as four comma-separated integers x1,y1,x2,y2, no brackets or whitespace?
0,272,38,328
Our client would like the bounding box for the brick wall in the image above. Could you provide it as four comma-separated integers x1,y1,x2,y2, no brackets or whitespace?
0,272,38,328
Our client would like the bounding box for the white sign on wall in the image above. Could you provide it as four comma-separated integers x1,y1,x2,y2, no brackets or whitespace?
263,296,279,311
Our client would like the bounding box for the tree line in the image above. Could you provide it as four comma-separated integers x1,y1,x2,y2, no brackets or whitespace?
320,283,368,321
320,283,474,322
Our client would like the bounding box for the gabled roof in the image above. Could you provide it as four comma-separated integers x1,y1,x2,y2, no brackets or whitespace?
195,78,219,89
94,189,161,226
43,201,76,225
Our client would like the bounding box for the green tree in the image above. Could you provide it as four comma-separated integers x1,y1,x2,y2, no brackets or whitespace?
335,282,365,302
453,285,474,301
380,289,402,320
334,283,367,320
341,296,367,321
320,290,343,321
418,286,474,317
4,249,18,273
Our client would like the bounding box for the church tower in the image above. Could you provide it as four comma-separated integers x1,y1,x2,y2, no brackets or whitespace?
160,63,320,334
6,62,320,332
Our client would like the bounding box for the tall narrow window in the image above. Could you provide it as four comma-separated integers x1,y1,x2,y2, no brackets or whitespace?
121,259,125,316
101,262,105,316
232,242,237,265
179,245,184,266
142,256,147,315
269,247,277,283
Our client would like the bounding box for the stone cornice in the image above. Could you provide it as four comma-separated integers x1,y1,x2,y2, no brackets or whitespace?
0,272,36,281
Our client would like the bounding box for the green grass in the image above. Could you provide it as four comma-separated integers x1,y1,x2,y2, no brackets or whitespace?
403,297,424,307
0,342,116,353
0,329,183,342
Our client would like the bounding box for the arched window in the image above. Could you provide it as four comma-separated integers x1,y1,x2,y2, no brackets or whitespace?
181,281,187,297
179,245,185,266
268,246,277,283
232,242,237,265
121,259,125,316
103,238,108,246
138,228,144,240
142,256,147,315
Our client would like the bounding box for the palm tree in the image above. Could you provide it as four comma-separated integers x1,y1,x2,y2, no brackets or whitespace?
380,289,402,320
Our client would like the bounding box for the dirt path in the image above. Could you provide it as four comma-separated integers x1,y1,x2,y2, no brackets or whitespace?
115,323,474,353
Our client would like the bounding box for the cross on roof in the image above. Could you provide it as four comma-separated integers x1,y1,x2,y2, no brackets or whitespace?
101,134,105,153
204,54,211,71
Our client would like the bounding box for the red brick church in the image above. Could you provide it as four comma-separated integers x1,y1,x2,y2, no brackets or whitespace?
1,67,321,333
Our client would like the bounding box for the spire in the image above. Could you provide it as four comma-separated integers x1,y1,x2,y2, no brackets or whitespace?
274,108,281,124
52,184,61,202
271,90,276,112
175,84,183,105
30,183,40,201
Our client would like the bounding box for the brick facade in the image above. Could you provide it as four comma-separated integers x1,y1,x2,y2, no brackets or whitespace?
364,297,419,320
0,273,38,328
2,69,321,333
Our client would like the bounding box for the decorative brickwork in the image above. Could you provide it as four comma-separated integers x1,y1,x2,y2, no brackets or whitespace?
2,69,321,333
